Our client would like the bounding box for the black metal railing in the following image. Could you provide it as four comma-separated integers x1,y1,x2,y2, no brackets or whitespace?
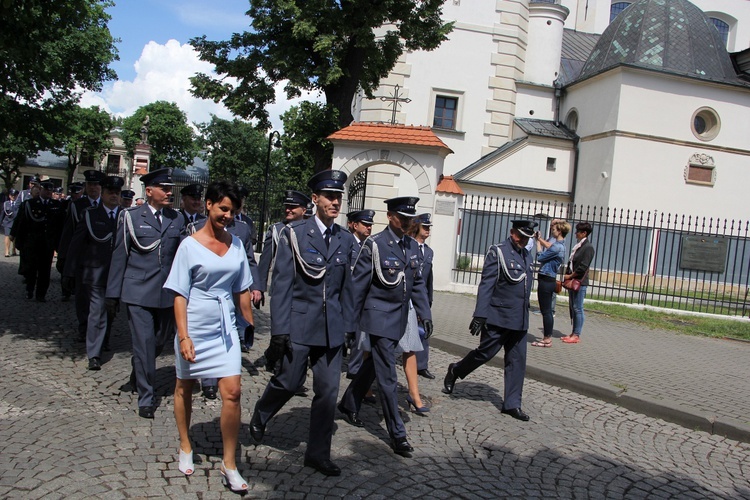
348,169,368,212
454,195,750,317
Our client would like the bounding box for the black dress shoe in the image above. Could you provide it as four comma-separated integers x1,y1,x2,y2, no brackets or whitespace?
88,357,101,371
202,385,217,400
390,437,414,457
443,363,458,394
128,370,137,394
25,291,33,299
418,369,436,380
303,457,341,476
138,406,155,419
240,343,251,353
337,403,364,427
501,407,530,421
249,411,265,443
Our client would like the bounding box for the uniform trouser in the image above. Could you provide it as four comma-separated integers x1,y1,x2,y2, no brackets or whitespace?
346,331,365,377
25,246,54,299
452,325,527,410
416,335,430,371
340,334,406,440
75,274,90,336
254,342,342,462
126,304,175,408
86,284,107,359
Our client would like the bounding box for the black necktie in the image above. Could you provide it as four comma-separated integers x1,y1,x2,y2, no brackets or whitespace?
398,238,405,255
155,210,162,225
324,227,331,248
189,214,194,224
109,210,116,222
419,244,424,258
92,200,98,208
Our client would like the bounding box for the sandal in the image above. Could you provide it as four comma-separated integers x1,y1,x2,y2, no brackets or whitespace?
178,449,194,476
220,461,248,493
531,340,552,347
562,335,581,344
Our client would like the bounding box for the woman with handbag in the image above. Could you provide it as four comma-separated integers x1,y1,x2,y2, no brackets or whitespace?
531,219,570,347
562,222,595,344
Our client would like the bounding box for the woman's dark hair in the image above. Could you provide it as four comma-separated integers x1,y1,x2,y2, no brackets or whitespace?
576,221,593,236
204,180,241,210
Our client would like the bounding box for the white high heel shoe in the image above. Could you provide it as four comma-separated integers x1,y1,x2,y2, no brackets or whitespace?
178,449,194,476
220,460,248,493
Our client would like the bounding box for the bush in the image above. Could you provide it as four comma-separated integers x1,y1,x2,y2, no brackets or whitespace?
456,256,471,271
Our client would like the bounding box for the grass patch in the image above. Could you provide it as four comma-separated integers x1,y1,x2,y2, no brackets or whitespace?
584,302,750,341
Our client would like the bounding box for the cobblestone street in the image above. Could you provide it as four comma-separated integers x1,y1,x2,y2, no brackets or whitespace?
1,257,749,498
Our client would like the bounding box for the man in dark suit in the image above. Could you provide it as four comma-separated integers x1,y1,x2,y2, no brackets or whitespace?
58,169,105,324
235,186,258,247
414,213,436,379
11,181,65,301
63,176,123,370
105,168,185,419
178,183,205,225
443,220,538,421
250,170,354,476
338,197,433,457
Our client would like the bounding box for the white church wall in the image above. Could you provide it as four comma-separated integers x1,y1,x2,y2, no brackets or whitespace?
515,84,556,120
563,72,624,137
572,135,616,209
607,137,749,220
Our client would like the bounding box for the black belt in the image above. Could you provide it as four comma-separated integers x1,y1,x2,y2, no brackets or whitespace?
538,274,556,282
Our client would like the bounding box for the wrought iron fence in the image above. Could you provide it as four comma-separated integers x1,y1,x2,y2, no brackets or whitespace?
455,195,750,317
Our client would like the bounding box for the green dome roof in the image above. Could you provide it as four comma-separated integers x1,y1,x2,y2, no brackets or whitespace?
577,0,739,84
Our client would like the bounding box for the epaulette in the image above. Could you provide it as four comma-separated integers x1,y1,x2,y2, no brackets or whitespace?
287,219,306,229
370,232,387,241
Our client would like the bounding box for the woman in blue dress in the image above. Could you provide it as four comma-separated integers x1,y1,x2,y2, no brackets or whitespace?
164,181,254,493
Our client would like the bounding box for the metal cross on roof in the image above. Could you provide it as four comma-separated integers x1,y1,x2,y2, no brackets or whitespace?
379,84,411,125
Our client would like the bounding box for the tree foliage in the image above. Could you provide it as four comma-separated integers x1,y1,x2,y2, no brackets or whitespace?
51,105,114,185
279,102,338,184
121,101,198,170
197,116,268,184
0,0,118,162
189,0,452,171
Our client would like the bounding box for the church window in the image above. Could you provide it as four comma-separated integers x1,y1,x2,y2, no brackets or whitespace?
710,18,730,47
565,110,578,132
433,96,458,130
691,107,720,142
609,2,631,23
106,154,121,174
546,157,557,171
79,151,94,168
684,154,716,187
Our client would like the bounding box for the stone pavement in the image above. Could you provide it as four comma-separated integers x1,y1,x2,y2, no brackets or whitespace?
0,256,749,498
430,292,750,443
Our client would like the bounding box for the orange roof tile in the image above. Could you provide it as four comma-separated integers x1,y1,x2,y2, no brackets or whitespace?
328,123,452,152
436,175,464,195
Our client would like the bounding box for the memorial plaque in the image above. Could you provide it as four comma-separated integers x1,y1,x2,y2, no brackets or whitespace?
679,235,727,273
435,200,455,216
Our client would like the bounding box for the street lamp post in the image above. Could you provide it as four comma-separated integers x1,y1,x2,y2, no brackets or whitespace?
258,130,281,252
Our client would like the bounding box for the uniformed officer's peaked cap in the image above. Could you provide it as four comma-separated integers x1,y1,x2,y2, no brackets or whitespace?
8,188,18,196
511,219,538,238
417,213,432,226
68,182,84,194
283,190,310,207
304,202,314,218
384,196,419,217
83,169,106,183
307,170,347,193
141,168,175,186
29,176,41,185
40,181,55,190
120,189,135,200
103,176,125,190
347,209,375,225
54,186,64,194
180,183,203,197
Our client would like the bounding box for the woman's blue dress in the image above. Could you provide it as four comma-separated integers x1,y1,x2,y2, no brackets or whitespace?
164,235,252,380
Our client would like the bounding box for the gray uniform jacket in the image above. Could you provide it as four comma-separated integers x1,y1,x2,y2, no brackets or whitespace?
420,242,434,307
105,204,185,308
1,199,19,233
58,197,97,261
270,218,355,347
350,228,432,341
63,205,118,286
473,238,533,331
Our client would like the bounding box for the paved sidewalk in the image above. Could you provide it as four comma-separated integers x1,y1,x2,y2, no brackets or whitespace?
1,257,750,498
430,291,750,443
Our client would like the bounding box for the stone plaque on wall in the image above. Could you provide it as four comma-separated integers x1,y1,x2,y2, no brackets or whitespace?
435,200,455,216
679,235,727,273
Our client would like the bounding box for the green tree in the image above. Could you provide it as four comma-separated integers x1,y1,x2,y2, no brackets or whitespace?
197,116,267,184
121,102,198,170
278,102,337,185
51,105,115,185
0,0,118,168
189,0,452,171
0,132,37,191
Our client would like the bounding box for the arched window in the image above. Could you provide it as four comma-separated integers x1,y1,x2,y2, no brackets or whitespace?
609,2,631,23
710,18,730,47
